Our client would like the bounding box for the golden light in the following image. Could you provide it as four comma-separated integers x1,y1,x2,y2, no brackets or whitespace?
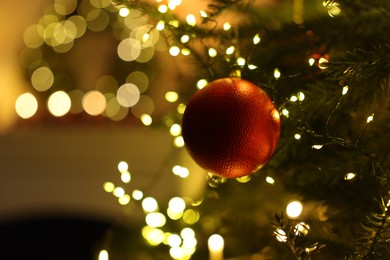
177,103,186,114
237,57,246,66
200,10,208,18
168,197,186,213
290,95,298,102
174,136,185,147
118,194,131,205
54,0,77,16
318,57,328,69
183,209,200,224
208,48,217,58
170,247,184,260
342,85,349,95
117,38,141,61
170,124,181,136
118,161,129,173
298,92,305,101
140,114,153,126
344,172,357,180
169,46,180,56
156,21,165,31
103,182,115,193
274,68,281,79
312,144,323,150
119,8,130,17
172,165,189,178
282,109,289,117
146,212,167,227
286,200,303,218
47,91,71,117
186,14,197,26
82,90,106,116
158,5,168,13
165,91,179,102
143,227,165,246
168,234,182,247
67,15,87,38
366,114,374,123
208,234,224,259
223,22,231,31
113,187,125,197
294,222,310,235
274,228,287,242
117,83,140,107
226,46,235,55
253,33,261,44
180,35,190,43
266,176,275,184
180,228,195,239
121,172,131,183
132,189,143,200
98,249,109,260
15,93,38,119
236,175,251,183
31,67,54,92
294,134,301,140
308,58,315,66
196,79,208,89
142,197,158,212
181,48,191,56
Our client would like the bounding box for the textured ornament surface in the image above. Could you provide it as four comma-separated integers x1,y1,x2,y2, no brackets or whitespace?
181,78,281,178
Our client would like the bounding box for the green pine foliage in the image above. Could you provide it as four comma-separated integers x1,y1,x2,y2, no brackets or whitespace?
114,0,390,258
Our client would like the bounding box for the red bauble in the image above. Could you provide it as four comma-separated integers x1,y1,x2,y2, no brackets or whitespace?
181,78,281,178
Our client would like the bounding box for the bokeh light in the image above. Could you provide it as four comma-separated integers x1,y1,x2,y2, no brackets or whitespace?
82,90,106,116
15,93,38,119
117,83,140,107
47,91,71,117
31,67,54,92
286,200,303,218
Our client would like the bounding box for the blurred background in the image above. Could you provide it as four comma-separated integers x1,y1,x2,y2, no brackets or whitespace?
0,0,209,258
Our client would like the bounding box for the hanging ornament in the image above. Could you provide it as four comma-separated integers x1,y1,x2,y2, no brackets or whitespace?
181,78,281,178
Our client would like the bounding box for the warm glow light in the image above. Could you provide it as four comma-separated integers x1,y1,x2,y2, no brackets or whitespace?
282,109,289,117
180,35,189,43
103,182,115,193
366,114,374,123
237,57,246,66
113,187,125,197
236,176,251,183
119,8,130,17
312,144,323,150
290,95,298,102
170,124,181,136
146,212,166,227
286,200,303,218
156,21,165,31
177,103,186,114
31,67,54,92
82,91,106,116
142,197,158,212
223,22,231,31
186,14,196,26
208,234,224,259
169,46,180,56
118,161,129,173
196,79,208,89
208,48,217,58
15,93,38,119
294,134,301,140
118,194,131,205
308,58,315,66
200,10,208,18
183,209,200,224
47,91,71,117
266,176,275,184
168,234,182,247
172,165,189,178
345,172,357,180
98,249,109,260
295,222,310,235
140,114,152,126
274,68,281,79
181,228,195,239
181,48,191,55
143,227,165,246
253,33,261,44
158,5,168,13
226,46,235,55
318,57,328,69
165,91,179,102
117,83,140,107
117,38,141,61
274,228,287,242
132,189,143,200
174,136,185,147
168,197,186,213
121,172,131,183
298,92,305,101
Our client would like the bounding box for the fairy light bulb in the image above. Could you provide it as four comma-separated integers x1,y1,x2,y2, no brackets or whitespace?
186,14,196,26
223,22,231,31
286,200,303,218
253,33,261,44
